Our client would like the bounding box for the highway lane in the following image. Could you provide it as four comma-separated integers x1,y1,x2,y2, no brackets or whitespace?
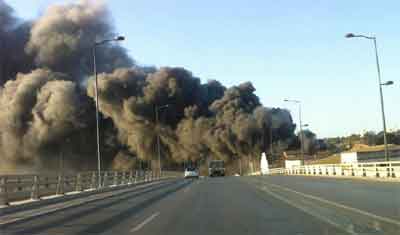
1,176,399,235
0,179,191,235
245,176,400,234
248,175,400,220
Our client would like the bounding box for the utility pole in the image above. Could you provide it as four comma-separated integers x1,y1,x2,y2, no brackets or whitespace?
155,104,169,176
92,36,125,188
284,99,305,164
346,33,394,161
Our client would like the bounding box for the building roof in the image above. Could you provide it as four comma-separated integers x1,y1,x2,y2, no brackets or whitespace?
345,144,400,153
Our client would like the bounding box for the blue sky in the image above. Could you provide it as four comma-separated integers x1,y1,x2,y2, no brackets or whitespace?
7,0,400,138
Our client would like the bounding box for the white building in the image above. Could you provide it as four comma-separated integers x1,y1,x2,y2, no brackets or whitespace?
285,160,302,169
341,144,400,163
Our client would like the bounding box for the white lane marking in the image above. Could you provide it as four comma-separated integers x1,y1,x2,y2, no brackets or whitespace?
260,186,357,235
0,218,21,225
265,182,400,227
130,212,160,233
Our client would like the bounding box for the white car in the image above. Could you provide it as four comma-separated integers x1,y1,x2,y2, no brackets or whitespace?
184,167,199,178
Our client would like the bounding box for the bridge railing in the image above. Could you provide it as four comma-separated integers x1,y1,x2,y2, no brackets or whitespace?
0,170,181,207
283,161,400,179
268,168,286,175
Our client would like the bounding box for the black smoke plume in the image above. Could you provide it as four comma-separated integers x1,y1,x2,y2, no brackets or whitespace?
0,0,295,173
0,0,34,85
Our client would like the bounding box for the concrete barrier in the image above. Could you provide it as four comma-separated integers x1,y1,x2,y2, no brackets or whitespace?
278,161,400,181
0,170,181,208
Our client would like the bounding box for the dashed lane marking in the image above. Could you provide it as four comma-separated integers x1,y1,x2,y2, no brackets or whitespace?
130,212,160,233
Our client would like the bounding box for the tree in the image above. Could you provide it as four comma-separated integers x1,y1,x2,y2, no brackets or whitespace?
363,131,377,146
299,130,317,155
376,131,400,145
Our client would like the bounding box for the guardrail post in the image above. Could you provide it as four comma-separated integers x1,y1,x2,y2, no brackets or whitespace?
75,173,82,192
122,172,126,185
16,176,22,192
125,171,128,184
31,175,40,200
65,175,70,192
102,171,108,187
129,171,133,184
56,174,64,195
375,164,379,178
91,171,97,189
390,163,395,178
0,176,9,206
113,171,118,186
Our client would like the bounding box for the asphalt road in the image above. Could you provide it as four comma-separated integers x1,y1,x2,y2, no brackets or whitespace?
1,176,399,235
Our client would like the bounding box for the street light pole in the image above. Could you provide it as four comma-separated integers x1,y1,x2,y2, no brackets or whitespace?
345,33,394,161
298,103,305,164
155,104,169,176
374,38,390,162
93,36,125,188
284,99,304,164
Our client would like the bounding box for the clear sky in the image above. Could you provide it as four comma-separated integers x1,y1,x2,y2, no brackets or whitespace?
7,0,400,138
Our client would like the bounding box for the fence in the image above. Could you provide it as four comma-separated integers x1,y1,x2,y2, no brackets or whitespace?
268,168,286,175
283,161,400,179
0,170,181,206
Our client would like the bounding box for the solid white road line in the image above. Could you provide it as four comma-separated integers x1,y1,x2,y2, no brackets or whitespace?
260,186,357,235
266,182,400,227
0,218,21,225
130,212,160,233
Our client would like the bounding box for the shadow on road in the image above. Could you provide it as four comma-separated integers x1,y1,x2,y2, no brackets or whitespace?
7,179,191,235
75,180,192,234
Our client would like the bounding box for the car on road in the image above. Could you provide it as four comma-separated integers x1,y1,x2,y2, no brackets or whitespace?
208,160,225,177
184,167,199,178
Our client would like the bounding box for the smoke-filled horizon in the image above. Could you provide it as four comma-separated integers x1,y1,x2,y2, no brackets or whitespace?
0,0,296,173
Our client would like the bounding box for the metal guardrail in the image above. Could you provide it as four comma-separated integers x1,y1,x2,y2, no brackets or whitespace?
268,168,286,175
282,161,400,179
0,170,181,206
247,169,286,176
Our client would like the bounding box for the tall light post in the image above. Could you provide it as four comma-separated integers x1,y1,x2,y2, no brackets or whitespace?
345,33,394,161
284,99,305,164
93,35,125,188
155,104,169,176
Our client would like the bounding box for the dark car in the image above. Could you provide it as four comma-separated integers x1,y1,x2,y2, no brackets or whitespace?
208,160,225,177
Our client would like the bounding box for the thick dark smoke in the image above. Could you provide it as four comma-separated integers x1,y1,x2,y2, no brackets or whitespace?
0,0,34,85
0,0,130,172
26,0,133,79
0,0,295,173
88,69,295,169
